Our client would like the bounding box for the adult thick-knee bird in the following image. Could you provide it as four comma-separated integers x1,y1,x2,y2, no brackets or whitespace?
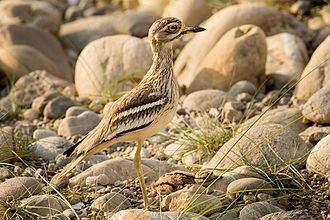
57,17,205,208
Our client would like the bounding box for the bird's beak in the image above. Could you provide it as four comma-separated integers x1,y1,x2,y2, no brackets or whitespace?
181,26,206,35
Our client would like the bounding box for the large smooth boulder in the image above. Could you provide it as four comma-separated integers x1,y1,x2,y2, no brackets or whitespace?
0,0,61,34
163,0,211,26
75,35,152,98
206,124,310,170
266,33,309,89
306,135,330,176
59,15,117,53
241,106,308,134
0,24,73,82
174,4,314,89
110,209,207,220
0,45,60,81
68,158,187,187
181,24,267,93
295,35,330,100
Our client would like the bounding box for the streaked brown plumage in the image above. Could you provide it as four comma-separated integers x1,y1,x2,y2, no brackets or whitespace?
57,17,205,208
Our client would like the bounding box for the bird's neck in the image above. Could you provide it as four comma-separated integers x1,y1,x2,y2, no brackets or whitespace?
146,40,174,80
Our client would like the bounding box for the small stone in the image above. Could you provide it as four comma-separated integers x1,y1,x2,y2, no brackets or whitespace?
91,192,131,212
22,167,35,177
86,174,110,186
63,209,74,218
51,173,69,188
0,167,11,179
228,81,257,97
65,106,89,117
227,178,273,195
240,202,284,220
43,96,74,119
71,202,85,210
0,177,42,201
58,111,101,137
33,128,57,139
130,147,150,159
29,136,72,161
23,109,39,121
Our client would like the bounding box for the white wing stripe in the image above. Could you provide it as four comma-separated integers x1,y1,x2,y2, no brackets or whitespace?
112,98,165,122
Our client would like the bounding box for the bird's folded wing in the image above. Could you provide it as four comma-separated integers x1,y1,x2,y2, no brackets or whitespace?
71,86,166,156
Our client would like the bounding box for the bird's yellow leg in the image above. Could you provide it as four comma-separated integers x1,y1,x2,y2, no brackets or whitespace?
133,140,149,209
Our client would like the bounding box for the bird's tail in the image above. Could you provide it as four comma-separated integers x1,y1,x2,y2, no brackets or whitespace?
56,140,112,181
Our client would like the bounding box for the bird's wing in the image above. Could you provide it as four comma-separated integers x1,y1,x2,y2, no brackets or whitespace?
63,85,166,158
58,86,166,179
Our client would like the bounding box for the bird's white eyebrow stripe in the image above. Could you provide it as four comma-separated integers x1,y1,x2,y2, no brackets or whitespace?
112,98,166,122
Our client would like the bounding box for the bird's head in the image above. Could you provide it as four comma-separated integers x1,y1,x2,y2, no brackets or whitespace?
148,17,205,43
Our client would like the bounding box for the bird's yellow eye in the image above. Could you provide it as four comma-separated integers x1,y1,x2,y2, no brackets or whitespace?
167,24,178,33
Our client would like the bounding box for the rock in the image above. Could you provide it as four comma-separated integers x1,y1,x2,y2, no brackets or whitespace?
164,142,189,160
266,33,308,89
50,174,69,188
0,177,42,201
151,170,195,195
182,24,267,93
20,195,69,217
209,209,239,220
91,192,131,212
43,96,74,119
32,92,61,115
29,136,72,161
0,127,15,163
5,70,72,109
306,134,330,177
0,0,61,34
59,15,117,52
227,178,273,195
0,45,60,81
174,4,314,91
228,81,257,97
23,108,39,121
239,202,284,219
33,128,58,140
86,174,110,186
138,0,170,12
259,209,313,220
182,89,233,112
163,0,211,26
198,166,263,191
223,102,243,123
295,35,329,100
241,106,308,133
299,126,330,144
110,209,207,220
113,10,160,37
206,124,309,170
0,167,11,179
302,81,330,124
181,150,205,165
58,111,102,137
75,35,152,98
130,147,150,159
0,24,73,82
65,106,89,117
162,184,229,215
290,0,312,16
69,158,187,187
